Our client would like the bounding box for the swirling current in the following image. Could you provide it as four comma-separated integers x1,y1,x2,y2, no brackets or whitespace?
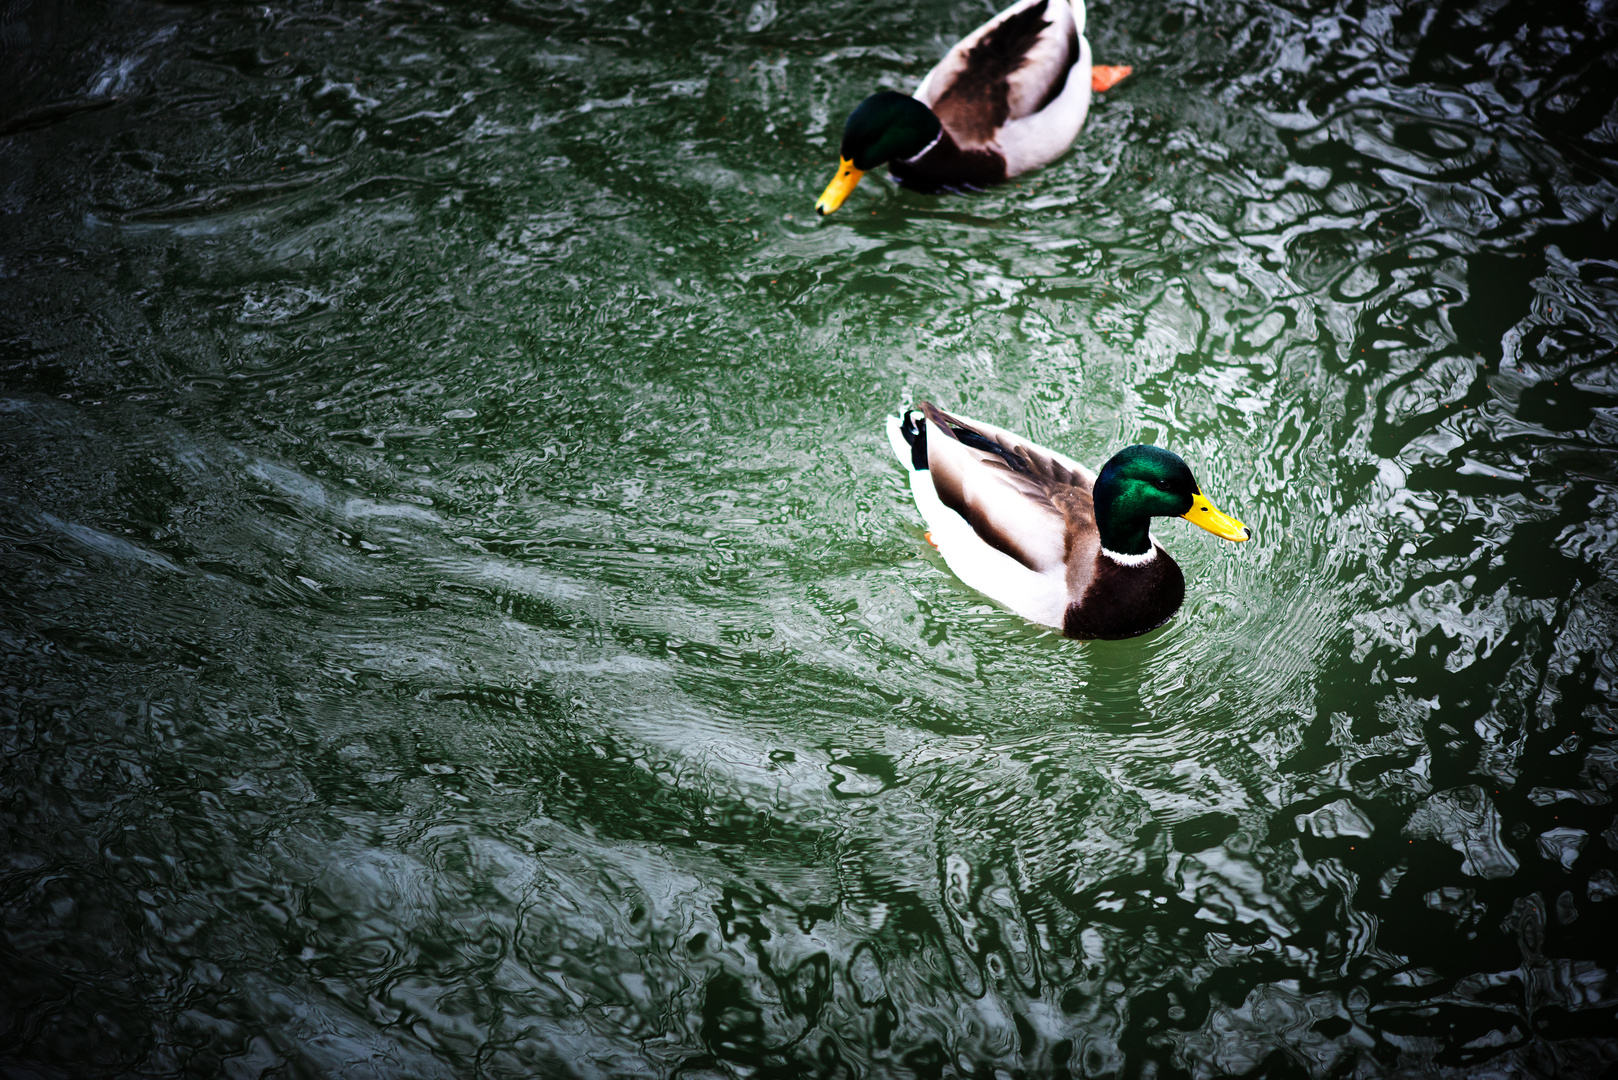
2,0,1617,1076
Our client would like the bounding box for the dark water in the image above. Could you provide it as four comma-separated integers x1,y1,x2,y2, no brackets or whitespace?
3,0,1617,1075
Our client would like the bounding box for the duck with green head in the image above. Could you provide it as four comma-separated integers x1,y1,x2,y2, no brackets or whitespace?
816,0,1132,214
886,403,1250,639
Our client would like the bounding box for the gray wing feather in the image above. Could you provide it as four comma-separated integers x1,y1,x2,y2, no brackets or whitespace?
919,402,1093,575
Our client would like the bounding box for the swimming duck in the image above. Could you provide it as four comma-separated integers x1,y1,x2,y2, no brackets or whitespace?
886,403,1250,639
816,0,1131,214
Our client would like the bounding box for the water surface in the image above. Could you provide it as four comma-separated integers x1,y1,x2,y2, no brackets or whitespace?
3,0,1617,1075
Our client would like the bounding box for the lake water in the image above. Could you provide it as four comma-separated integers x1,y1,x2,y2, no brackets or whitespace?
2,0,1616,1075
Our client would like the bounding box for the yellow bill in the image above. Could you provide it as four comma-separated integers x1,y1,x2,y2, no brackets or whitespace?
1182,491,1250,541
815,158,865,215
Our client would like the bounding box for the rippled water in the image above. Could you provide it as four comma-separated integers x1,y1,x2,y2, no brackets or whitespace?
3,0,1617,1075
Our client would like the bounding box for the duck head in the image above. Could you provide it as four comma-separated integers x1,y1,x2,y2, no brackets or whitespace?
1093,445,1250,557
816,92,943,215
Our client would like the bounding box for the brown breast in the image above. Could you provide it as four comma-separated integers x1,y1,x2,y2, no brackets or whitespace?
888,131,1008,193
1062,549,1186,640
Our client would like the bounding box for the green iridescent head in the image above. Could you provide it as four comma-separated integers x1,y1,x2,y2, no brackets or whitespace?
1094,445,1250,555
816,92,943,214
839,91,942,170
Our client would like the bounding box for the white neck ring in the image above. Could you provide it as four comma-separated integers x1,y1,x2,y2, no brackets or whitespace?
1100,542,1157,567
901,130,943,164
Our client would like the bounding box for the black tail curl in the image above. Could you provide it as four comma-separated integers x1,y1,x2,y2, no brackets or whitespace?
899,410,929,471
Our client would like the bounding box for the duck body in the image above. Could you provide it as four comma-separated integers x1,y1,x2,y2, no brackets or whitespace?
885,403,1250,640
907,0,1094,186
817,0,1129,213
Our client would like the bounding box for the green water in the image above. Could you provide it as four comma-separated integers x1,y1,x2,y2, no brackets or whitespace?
2,0,1616,1075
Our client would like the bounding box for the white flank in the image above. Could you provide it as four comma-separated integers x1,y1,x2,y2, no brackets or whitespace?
911,0,1095,175
885,415,1068,629
998,35,1092,176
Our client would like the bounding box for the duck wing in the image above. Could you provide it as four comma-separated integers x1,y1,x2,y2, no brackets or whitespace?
918,402,1096,576
916,0,1083,149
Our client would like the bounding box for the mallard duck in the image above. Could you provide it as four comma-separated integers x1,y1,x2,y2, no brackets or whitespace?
815,0,1131,214
886,403,1250,639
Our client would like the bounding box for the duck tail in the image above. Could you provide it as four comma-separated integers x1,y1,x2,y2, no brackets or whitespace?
885,410,930,471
